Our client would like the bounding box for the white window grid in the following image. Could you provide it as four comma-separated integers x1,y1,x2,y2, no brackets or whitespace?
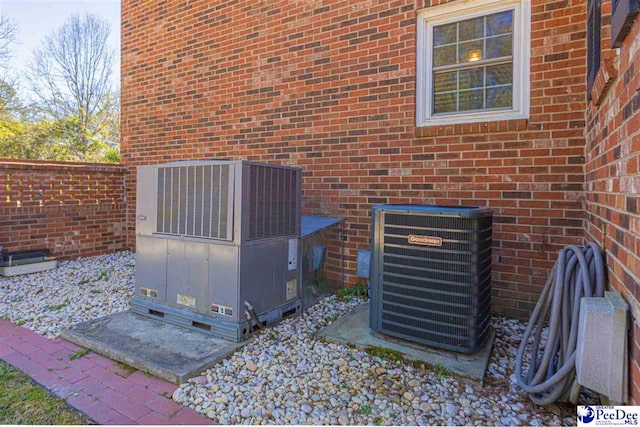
432,14,513,113
416,0,530,127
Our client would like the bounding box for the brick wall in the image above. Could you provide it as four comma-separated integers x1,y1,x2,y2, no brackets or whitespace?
584,1,640,404
0,159,128,259
121,0,587,319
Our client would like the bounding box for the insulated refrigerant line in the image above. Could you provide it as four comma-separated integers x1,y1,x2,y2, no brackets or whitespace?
244,301,264,331
515,242,605,405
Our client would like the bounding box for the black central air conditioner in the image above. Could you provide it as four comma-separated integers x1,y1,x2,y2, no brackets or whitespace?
369,205,492,353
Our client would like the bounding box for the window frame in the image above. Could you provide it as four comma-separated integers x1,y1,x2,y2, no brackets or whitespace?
416,0,531,127
586,0,601,99
611,0,640,48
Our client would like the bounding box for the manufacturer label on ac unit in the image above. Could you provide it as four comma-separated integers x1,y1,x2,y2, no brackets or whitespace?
408,235,443,246
211,303,233,317
177,293,196,308
288,239,298,270
286,279,298,300
140,287,158,298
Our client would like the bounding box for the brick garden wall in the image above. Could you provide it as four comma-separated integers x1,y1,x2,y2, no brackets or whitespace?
0,159,128,259
583,1,640,404
121,0,588,319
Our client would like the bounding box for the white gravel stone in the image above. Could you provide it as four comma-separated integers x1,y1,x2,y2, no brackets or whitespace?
172,388,185,401
0,251,589,425
170,297,591,425
0,251,134,338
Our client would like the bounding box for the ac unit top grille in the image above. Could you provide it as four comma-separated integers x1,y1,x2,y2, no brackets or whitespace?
247,164,298,240
156,164,231,240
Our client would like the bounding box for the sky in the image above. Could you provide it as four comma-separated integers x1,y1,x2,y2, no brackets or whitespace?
0,0,121,92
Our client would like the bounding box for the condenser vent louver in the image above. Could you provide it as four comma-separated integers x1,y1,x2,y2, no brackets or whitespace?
370,205,492,353
247,164,298,240
155,164,231,240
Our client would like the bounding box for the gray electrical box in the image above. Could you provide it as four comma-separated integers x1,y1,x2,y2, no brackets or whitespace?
576,291,629,403
132,160,302,342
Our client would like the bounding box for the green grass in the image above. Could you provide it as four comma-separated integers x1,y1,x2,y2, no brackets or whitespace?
116,362,136,375
0,362,89,424
336,282,368,300
95,270,109,281
360,404,372,415
431,363,451,378
325,314,338,323
364,346,454,379
47,298,70,312
68,349,89,361
364,345,405,363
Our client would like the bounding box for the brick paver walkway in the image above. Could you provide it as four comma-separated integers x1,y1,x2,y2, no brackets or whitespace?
0,319,212,425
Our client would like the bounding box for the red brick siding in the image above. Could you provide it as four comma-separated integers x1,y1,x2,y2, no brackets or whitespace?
0,159,128,258
121,0,587,319
584,1,640,404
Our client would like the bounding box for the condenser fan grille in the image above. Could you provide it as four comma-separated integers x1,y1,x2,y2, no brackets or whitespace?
155,164,231,240
371,207,492,353
247,164,298,240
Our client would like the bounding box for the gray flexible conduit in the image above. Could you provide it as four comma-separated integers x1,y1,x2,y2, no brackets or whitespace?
515,242,605,405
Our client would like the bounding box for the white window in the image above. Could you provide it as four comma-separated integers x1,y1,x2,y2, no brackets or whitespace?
416,0,530,126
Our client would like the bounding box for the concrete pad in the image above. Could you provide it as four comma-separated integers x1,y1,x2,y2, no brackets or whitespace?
62,310,245,384
318,305,494,384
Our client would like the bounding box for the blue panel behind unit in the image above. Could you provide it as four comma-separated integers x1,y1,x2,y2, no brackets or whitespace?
357,250,371,279
301,215,342,238
312,245,326,271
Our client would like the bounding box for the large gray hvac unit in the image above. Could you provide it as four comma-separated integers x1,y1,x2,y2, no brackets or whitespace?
369,205,492,353
132,160,302,342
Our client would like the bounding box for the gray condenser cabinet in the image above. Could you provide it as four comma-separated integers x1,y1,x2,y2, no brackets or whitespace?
133,160,302,341
369,205,492,353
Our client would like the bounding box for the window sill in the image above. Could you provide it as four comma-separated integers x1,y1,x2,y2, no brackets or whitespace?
590,52,618,106
415,118,529,137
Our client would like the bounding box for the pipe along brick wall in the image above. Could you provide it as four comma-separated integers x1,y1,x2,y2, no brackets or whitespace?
584,1,640,404
0,159,128,259
121,0,587,319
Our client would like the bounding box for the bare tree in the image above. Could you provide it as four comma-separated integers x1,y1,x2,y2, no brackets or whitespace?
0,16,16,65
0,16,19,118
28,14,115,151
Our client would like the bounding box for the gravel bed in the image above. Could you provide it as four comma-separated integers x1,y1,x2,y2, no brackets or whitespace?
174,297,579,426
0,252,135,338
0,253,581,425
